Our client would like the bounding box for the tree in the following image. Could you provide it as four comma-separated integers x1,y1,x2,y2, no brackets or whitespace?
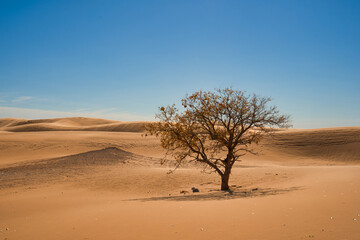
146,88,291,191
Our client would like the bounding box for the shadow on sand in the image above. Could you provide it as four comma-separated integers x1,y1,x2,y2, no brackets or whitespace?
128,186,303,202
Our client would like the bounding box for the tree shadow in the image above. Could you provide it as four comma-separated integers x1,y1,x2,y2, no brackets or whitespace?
127,186,303,202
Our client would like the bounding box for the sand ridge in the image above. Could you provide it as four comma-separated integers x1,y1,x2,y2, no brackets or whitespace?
0,117,359,165
0,117,146,132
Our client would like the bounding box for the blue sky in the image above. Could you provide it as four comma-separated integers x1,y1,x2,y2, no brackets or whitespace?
1,0,359,128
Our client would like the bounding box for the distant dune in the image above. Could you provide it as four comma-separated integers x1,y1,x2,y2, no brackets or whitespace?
262,127,360,162
0,117,359,165
0,117,146,132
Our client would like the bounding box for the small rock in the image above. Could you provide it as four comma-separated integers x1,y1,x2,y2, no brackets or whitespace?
252,188,258,191
180,190,188,194
330,217,333,220
192,187,199,193
6,228,9,231
200,228,204,231
353,218,357,221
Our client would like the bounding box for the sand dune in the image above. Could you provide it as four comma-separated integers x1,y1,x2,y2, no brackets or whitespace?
1,117,359,163
262,127,360,162
0,118,359,240
0,147,160,190
0,117,146,132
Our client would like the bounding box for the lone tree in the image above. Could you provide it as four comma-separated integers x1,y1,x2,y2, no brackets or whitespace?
146,88,291,191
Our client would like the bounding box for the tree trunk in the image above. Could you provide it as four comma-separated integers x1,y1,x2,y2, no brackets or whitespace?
221,173,230,191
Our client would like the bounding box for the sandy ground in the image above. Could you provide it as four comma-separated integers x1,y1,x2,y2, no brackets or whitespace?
0,118,359,239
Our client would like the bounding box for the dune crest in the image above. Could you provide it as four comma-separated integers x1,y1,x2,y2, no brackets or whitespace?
0,117,359,164
0,117,146,132
263,127,360,162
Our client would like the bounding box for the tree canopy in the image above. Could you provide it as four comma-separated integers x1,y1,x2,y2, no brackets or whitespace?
146,88,291,190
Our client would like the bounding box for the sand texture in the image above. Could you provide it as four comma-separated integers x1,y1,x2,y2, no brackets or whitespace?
0,117,359,239
0,117,145,132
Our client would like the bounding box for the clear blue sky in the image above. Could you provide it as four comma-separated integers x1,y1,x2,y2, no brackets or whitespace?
1,0,359,128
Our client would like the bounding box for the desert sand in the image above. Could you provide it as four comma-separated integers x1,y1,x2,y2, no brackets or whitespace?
0,117,359,240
